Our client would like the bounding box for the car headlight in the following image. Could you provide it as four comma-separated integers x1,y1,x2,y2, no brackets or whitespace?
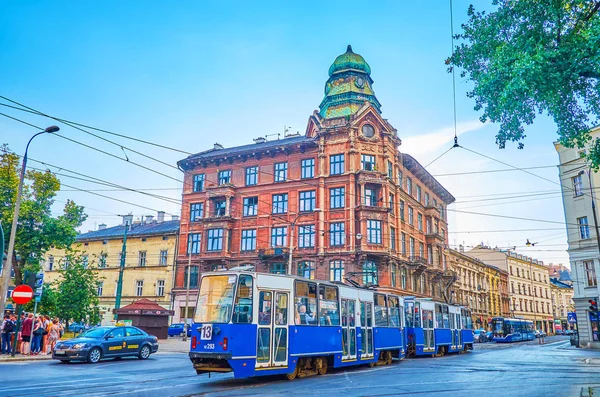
72,343,89,349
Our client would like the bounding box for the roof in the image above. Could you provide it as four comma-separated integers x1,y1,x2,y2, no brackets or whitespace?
550,277,573,289
115,298,174,316
402,154,455,204
179,135,315,167
76,220,180,241
329,45,371,76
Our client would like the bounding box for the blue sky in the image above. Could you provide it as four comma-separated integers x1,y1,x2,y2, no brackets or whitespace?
0,1,569,265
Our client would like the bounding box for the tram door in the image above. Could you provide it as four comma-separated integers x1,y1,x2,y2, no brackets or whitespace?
456,313,462,348
341,299,357,361
450,312,456,350
422,308,435,352
256,290,289,369
360,301,374,359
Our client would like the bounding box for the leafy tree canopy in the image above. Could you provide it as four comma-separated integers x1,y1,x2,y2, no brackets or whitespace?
0,144,87,283
450,1,600,166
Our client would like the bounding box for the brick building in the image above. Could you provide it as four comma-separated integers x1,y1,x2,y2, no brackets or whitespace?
172,46,456,322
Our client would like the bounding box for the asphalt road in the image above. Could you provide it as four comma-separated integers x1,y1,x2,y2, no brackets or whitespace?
1,338,599,397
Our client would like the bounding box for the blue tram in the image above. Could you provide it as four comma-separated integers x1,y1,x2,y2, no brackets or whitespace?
404,298,474,357
491,317,534,343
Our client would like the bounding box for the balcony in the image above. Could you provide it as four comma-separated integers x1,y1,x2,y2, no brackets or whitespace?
425,232,445,244
258,247,289,260
205,184,236,198
424,205,441,218
357,170,387,185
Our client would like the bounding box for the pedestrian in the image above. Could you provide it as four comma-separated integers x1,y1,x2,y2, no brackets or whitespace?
41,315,51,355
47,318,61,354
31,316,44,355
1,315,15,355
20,313,33,355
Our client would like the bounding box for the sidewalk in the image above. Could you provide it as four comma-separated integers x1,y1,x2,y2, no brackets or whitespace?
473,335,570,350
0,353,53,363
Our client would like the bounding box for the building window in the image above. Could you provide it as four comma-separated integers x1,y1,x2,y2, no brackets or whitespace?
390,227,396,251
330,187,345,209
218,170,231,185
138,251,146,266
272,193,288,214
298,225,315,248
408,206,414,225
417,213,423,231
243,197,258,216
330,154,345,175
159,250,168,266
585,260,597,287
190,203,204,221
409,237,415,256
245,166,258,186
367,220,382,244
419,242,424,258
301,159,315,179
298,261,315,279
329,222,345,246
184,266,199,289
207,229,224,251
156,280,165,296
425,193,430,206
299,190,316,212
188,233,201,254
274,162,288,182
401,233,407,256
573,174,584,197
97,282,103,297
579,217,590,239
387,160,393,179
364,186,378,206
98,253,106,268
400,200,405,221
401,267,407,289
389,193,395,213
361,154,376,171
135,280,144,297
330,260,344,282
363,261,378,285
271,227,287,247
406,177,412,195
214,199,226,217
427,245,433,265
398,171,403,188
416,185,422,202
270,263,286,274
241,229,257,251
193,174,205,192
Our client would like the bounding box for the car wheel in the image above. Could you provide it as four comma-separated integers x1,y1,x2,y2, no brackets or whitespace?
139,345,151,360
87,348,102,364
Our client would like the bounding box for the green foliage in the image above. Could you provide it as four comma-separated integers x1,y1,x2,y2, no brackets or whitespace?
54,251,102,325
450,1,600,166
0,144,87,282
23,282,58,316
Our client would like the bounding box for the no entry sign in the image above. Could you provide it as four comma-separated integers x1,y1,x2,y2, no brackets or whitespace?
12,285,34,305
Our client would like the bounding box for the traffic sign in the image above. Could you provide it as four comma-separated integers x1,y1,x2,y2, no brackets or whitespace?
11,285,34,305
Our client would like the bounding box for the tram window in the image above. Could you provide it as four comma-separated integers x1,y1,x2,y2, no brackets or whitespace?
423,309,434,329
318,285,340,326
258,291,272,325
366,301,373,327
388,296,401,327
233,275,253,324
405,302,414,328
275,292,288,325
442,306,450,329
294,280,317,325
374,294,388,327
414,302,422,328
435,304,443,328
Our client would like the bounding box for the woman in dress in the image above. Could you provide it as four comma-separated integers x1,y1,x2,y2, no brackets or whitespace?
47,318,61,353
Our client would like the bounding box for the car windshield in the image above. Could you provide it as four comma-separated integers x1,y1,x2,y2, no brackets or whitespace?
195,275,237,323
80,327,110,338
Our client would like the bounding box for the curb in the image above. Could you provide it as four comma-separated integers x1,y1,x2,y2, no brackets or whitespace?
0,356,53,363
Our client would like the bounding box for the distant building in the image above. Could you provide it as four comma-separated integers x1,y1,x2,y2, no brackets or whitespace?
555,127,600,347
549,277,574,333
172,46,456,323
547,263,572,286
467,246,554,334
44,213,179,325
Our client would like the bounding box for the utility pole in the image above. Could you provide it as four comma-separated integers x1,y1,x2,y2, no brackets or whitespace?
183,252,191,341
113,225,128,321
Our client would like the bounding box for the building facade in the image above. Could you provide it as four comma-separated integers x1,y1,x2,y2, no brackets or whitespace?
467,246,554,334
172,46,456,323
447,247,509,329
555,129,600,347
44,213,179,325
550,277,575,333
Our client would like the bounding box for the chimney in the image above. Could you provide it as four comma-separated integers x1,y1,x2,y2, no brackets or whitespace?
157,211,165,223
171,215,179,221
145,215,154,223
459,244,464,253
253,137,266,144
122,214,133,227
214,143,224,150
98,224,107,230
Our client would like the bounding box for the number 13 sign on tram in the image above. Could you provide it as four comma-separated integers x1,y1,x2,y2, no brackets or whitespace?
12,285,34,305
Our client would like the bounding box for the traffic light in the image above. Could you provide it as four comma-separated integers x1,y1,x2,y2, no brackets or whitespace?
23,270,35,289
34,273,44,298
589,299,598,313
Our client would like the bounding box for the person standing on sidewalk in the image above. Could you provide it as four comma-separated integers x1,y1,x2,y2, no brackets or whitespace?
20,313,33,355
1,315,15,354
31,316,44,355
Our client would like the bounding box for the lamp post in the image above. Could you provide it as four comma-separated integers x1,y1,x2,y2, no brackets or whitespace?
0,126,59,315
287,209,320,276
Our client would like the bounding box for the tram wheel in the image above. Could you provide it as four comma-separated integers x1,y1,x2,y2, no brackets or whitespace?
286,365,299,381
385,351,393,365
316,358,328,375
368,360,376,368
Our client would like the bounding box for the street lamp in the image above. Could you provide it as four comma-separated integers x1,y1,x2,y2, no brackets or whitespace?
0,126,59,315
287,209,321,276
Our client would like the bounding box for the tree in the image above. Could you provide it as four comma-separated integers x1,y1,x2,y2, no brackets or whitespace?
0,144,87,284
54,252,102,326
449,1,600,166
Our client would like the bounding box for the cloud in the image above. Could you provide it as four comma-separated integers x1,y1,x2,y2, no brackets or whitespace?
401,119,488,156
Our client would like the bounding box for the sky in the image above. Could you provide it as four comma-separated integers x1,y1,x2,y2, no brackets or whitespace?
0,1,570,266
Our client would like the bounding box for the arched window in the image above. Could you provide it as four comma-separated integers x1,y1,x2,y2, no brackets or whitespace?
362,261,378,285
298,261,315,279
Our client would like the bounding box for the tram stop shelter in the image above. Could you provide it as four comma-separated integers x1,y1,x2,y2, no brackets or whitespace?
114,299,174,339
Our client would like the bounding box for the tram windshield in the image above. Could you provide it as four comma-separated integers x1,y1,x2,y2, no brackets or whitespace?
195,275,237,323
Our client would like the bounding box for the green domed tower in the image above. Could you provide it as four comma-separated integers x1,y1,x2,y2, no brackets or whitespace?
319,45,382,119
